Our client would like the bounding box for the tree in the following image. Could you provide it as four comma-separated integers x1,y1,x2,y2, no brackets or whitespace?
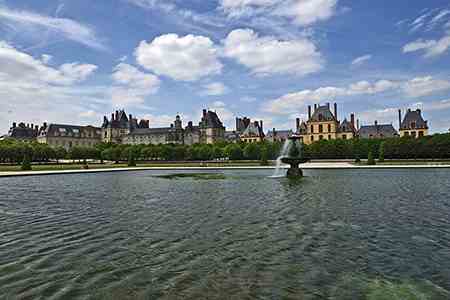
225,144,243,160
378,142,385,163
55,147,67,164
21,146,32,171
243,143,260,160
367,151,376,165
128,150,136,167
260,146,269,166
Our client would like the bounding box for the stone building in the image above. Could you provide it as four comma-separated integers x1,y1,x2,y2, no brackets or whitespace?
100,109,223,146
265,129,293,143
37,123,102,149
399,108,428,138
358,121,398,139
299,103,357,145
198,109,225,144
239,120,264,143
6,122,39,141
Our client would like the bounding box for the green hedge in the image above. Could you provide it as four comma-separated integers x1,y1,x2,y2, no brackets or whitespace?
1,133,449,163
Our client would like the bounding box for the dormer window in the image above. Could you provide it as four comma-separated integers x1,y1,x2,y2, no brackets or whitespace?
411,122,416,129
318,114,323,121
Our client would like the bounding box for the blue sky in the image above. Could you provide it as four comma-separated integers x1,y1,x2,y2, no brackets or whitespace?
1,0,450,134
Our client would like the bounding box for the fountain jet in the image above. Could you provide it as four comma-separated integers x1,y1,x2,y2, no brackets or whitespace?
280,135,308,178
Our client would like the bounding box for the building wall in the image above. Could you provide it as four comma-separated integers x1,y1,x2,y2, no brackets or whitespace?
38,136,101,149
184,131,200,145
302,120,339,145
102,127,129,143
241,136,262,143
122,133,168,145
201,128,225,144
399,129,428,138
337,132,355,140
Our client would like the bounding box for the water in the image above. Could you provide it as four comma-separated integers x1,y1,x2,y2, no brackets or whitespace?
1,169,450,299
272,139,291,177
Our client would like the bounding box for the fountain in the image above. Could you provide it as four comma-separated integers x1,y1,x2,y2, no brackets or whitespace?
274,135,307,178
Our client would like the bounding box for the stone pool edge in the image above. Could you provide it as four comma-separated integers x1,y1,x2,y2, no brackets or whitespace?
1,163,449,178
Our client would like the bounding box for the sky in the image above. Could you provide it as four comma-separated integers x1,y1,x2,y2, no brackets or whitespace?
1,0,450,134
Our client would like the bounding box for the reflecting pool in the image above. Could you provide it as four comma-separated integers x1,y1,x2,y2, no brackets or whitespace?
1,169,449,299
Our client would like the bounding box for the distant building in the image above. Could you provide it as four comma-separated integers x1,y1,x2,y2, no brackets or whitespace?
6,122,39,141
399,108,428,138
265,128,293,143
198,109,226,144
240,120,264,143
235,117,251,134
224,131,240,143
37,123,102,149
299,103,357,145
358,121,398,139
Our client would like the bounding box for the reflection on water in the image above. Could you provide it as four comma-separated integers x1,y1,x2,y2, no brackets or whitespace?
0,169,449,299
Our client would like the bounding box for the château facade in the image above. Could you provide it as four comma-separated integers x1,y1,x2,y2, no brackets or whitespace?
297,103,357,145
399,108,428,138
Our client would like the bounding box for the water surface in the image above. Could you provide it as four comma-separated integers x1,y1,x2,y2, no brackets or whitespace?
1,169,450,299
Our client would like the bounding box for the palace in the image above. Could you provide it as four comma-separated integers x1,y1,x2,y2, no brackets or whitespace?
297,103,357,145
2,103,432,148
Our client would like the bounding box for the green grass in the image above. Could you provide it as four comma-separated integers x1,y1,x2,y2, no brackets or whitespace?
156,173,227,180
353,159,450,166
0,161,264,172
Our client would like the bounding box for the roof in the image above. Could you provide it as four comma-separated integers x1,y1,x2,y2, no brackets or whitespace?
200,110,224,129
297,122,307,134
266,130,293,139
358,124,398,138
128,127,174,135
241,122,262,137
310,105,336,122
339,119,356,133
401,109,428,130
8,123,38,139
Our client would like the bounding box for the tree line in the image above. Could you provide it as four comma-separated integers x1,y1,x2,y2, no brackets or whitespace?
1,133,449,165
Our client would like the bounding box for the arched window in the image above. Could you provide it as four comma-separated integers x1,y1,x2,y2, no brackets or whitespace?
319,124,323,133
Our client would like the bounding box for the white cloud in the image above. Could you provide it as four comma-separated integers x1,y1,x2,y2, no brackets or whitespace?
141,113,178,128
0,41,97,85
135,34,223,81
0,43,106,132
263,76,450,114
402,76,450,97
111,63,161,107
351,54,372,66
220,0,339,26
224,28,323,76
201,82,229,96
403,35,450,58
41,54,52,64
274,0,338,26
0,6,106,51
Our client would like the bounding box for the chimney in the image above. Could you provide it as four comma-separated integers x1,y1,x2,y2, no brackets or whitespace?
326,102,330,109
129,114,132,121
13,122,16,128
375,120,378,126
31,123,34,129
408,108,411,112
35,125,38,131
203,109,207,118
111,113,115,121
398,109,402,130
259,120,263,132
314,104,318,111
351,113,355,128
357,119,360,130
115,110,119,120
296,118,300,131
308,105,312,120
334,103,338,121
273,128,276,136
188,121,193,127
43,122,47,129
417,109,421,114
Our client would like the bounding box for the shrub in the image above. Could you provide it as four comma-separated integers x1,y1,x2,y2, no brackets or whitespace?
367,151,376,165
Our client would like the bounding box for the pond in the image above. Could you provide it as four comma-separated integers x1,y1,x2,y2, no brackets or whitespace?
1,169,450,299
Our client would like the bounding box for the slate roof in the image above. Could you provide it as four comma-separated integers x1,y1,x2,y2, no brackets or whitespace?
266,130,293,139
358,124,398,138
297,122,308,134
200,110,224,129
8,123,38,140
339,119,356,133
310,105,336,122
241,122,263,137
400,109,428,130
41,124,101,138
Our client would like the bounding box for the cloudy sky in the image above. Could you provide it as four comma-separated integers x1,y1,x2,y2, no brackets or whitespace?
1,0,450,134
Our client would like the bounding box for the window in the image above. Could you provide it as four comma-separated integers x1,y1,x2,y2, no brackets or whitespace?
319,135,323,140
328,135,331,140
311,135,314,141
342,134,347,140
411,131,417,138
411,122,416,129
310,125,314,133
419,131,424,137
319,124,323,133
328,124,331,132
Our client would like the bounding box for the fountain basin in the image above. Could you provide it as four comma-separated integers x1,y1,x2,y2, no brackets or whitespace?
281,157,308,178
